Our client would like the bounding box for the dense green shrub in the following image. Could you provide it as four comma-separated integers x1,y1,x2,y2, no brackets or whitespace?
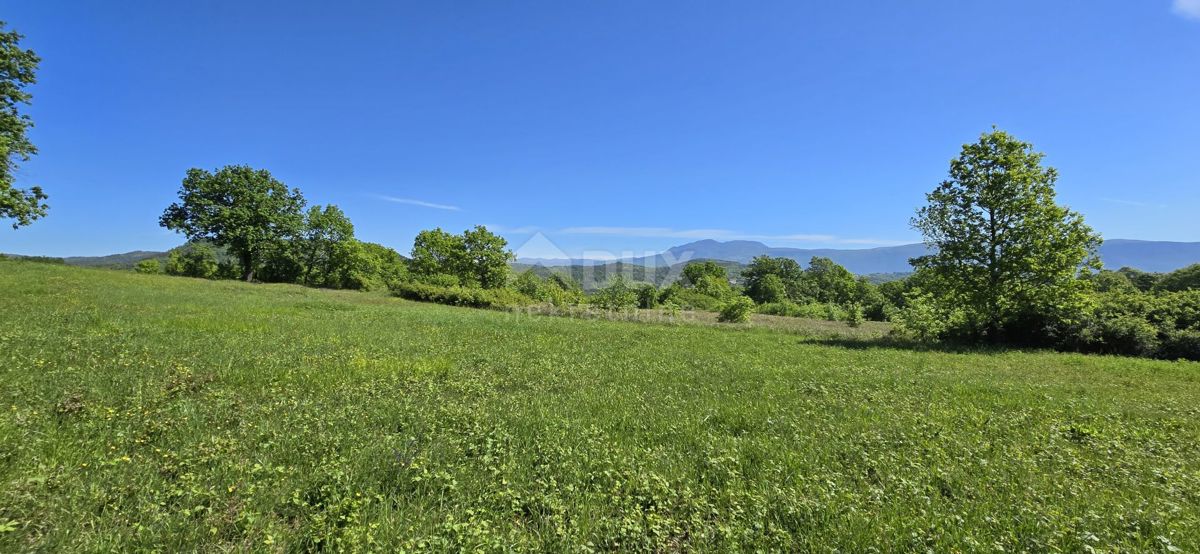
1160,329,1200,360
1081,314,1161,357
391,282,532,310
636,284,659,309
845,303,864,327
165,245,219,279
416,273,462,288
591,276,638,311
756,301,848,321
134,259,162,274
659,285,725,311
513,269,584,306
717,296,755,323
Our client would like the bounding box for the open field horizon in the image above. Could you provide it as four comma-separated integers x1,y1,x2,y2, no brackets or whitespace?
2,260,1197,551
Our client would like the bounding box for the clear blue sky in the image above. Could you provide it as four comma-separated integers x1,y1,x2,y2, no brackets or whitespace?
2,1,1199,258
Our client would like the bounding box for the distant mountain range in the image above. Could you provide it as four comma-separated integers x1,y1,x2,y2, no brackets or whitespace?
9,238,1198,276
519,238,1200,274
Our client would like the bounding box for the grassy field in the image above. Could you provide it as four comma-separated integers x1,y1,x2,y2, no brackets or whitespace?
2,260,1198,552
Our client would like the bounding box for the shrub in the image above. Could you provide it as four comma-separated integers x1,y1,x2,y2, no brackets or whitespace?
390,282,532,310
416,273,461,288
134,259,162,274
1160,328,1200,361
165,245,218,279
717,296,755,323
894,292,961,342
1081,314,1161,357
636,284,659,309
845,303,864,327
756,301,848,320
591,276,638,311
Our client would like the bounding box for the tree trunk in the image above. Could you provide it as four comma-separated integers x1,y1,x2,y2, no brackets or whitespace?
240,252,255,282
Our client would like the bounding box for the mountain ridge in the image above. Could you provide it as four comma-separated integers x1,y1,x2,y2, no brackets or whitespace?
519,238,1200,274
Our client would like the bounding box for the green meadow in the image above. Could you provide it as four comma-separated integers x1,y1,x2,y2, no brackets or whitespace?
2,260,1198,552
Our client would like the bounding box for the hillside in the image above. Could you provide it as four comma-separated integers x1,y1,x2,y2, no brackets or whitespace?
1,260,1198,551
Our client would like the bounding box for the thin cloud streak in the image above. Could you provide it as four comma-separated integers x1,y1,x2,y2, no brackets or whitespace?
373,194,461,211
1101,197,1166,209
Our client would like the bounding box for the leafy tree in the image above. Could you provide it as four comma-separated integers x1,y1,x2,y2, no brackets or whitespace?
410,228,467,279
160,166,306,281
1089,270,1137,293
741,256,805,303
1115,267,1158,292
805,257,856,305
0,22,47,229
1155,264,1200,292
356,242,409,289
298,205,355,287
462,225,513,289
681,261,728,288
911,129,1101,341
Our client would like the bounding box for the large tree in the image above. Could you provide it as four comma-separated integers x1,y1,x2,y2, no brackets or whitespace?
409,227,467,281
911,129,1101,340
298,204,355,287
741,256,805,303
160,166,306,281
0,22,47,229
462,225,513,289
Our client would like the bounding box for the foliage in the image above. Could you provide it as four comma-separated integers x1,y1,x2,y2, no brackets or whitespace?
462,225,513,289
910,129,1101,342
0,22,47,229
296,205,355,287
134,259,162,274
3,262,1198,552
845,303,865,328
681,260,728,288
635,283,659,309
513,270,583,306
415,272,461,288
159,165,307,281
742,256,804,303
591,275,638,311
717,296,754,323
658,283,725,311
1155,263,1200,292
164,244,219,279
805,257,856,305
390,281,532,310
410,226,513,289
893,290,966,343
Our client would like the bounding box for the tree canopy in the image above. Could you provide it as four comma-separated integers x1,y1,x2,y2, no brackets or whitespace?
409,225,513,289
159,166,307,281
910,128,1101,341
0,22,47,229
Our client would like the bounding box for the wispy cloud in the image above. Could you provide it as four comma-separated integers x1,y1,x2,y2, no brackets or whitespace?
1101,197,1167,209
373,195,461,211
1174,0,1200,20
556,226,905,246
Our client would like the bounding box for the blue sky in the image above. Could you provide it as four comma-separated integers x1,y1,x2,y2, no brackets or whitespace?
2,0,1199,258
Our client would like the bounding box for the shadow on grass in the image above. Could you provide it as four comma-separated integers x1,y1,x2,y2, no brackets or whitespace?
797,334,1020,356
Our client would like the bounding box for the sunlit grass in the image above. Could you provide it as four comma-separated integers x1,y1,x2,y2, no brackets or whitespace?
1,260,1198,551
